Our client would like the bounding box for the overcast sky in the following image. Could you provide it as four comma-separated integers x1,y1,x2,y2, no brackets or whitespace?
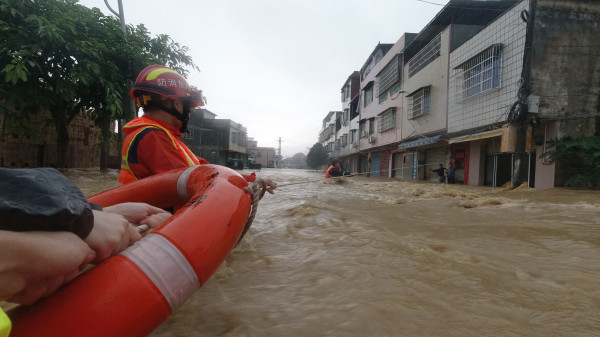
79,0,451,157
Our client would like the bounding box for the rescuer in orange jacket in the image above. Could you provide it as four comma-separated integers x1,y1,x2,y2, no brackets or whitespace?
325,158,343,178
119,65,210,184
120,65,276,193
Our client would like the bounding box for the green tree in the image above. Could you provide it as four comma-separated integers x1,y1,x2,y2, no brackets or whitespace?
0,0,198,168
1,0,107,167
540,136,600,189
306,143,327,170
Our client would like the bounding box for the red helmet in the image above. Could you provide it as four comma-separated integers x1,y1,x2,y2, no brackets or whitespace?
130,65,205,108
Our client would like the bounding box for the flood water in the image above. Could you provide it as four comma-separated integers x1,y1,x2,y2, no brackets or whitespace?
64,168,600,337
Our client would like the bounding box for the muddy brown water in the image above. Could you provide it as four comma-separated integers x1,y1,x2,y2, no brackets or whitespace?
61,168,600,337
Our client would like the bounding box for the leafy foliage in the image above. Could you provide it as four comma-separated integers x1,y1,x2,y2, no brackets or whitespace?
306,143,328,170
0,0,198,168
540,136,600,189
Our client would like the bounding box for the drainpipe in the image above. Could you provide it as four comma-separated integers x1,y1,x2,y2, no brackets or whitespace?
512,0,537,188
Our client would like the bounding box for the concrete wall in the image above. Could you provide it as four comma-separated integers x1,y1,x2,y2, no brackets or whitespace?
531,0,600,138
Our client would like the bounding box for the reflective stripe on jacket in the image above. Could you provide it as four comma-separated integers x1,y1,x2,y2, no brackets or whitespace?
119,116,200,184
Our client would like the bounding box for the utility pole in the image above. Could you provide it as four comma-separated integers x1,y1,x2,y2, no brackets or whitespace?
276,137,282,168
103,0,135,163
104,0,126,36
511,0,536,188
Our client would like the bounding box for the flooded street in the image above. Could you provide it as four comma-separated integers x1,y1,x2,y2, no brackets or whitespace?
64,168,600,337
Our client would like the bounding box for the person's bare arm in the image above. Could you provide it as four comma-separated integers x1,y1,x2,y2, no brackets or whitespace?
0,230,95,305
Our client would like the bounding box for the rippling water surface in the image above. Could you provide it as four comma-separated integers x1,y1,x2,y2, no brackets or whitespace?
65,168,600,337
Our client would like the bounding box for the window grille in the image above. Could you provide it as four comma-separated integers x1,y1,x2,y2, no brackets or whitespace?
378,107,396,132
454,44,502,101
407,87,431,119
408,34,441,78
377,54,401,95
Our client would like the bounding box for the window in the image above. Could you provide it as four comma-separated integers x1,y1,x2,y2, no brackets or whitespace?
256,151,262,158
408,34,441,78
185,128,194,139
359,120,367,138
341,83,351,102
378,107,396,132
351,129,357,144
407,86,431,119
368,117,375,135
454,44,502,100
364,84,373,107
341,134,348,146
377,54,402,99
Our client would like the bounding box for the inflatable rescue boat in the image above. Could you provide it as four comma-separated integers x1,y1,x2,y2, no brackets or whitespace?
8,164,266,337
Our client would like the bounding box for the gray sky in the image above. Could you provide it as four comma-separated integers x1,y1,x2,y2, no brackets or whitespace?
79,0,450,157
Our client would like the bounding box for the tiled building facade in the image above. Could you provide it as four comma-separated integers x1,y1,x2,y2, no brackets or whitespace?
318,0,600,188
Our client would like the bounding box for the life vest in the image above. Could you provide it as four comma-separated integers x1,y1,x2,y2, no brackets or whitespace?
119,116,200,184
8,165,253,337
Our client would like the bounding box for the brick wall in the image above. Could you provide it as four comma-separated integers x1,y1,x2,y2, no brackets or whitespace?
0,112,117,168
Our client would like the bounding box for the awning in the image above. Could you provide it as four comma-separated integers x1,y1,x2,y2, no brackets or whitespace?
448,129,502,144
398,135,441,150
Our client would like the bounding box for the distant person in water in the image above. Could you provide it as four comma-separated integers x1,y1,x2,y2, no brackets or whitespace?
430,163,446,183
325,159,344,178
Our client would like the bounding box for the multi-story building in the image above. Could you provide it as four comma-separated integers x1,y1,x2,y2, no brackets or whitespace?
445,0,528,186
334,71,360,173
319,0,599,188
319,111,337,160
246,138,276,168
398,0,519,182
357,43,393,176
444,0,600,189
184,108,248,168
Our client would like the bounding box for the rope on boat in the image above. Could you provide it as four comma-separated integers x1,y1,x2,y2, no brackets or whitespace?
134,178,268,241
136,224,150,234
237,178,267,244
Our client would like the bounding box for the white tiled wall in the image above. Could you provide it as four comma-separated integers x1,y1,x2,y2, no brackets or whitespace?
447,0,529,133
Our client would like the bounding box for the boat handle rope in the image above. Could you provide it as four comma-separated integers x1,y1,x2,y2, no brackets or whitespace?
237,178,267,244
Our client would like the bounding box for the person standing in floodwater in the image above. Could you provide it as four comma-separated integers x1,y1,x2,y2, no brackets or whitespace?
430,163,446,183
446,163,456,184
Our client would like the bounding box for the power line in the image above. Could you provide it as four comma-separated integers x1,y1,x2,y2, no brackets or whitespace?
417,0,443,6
416,0,445,5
